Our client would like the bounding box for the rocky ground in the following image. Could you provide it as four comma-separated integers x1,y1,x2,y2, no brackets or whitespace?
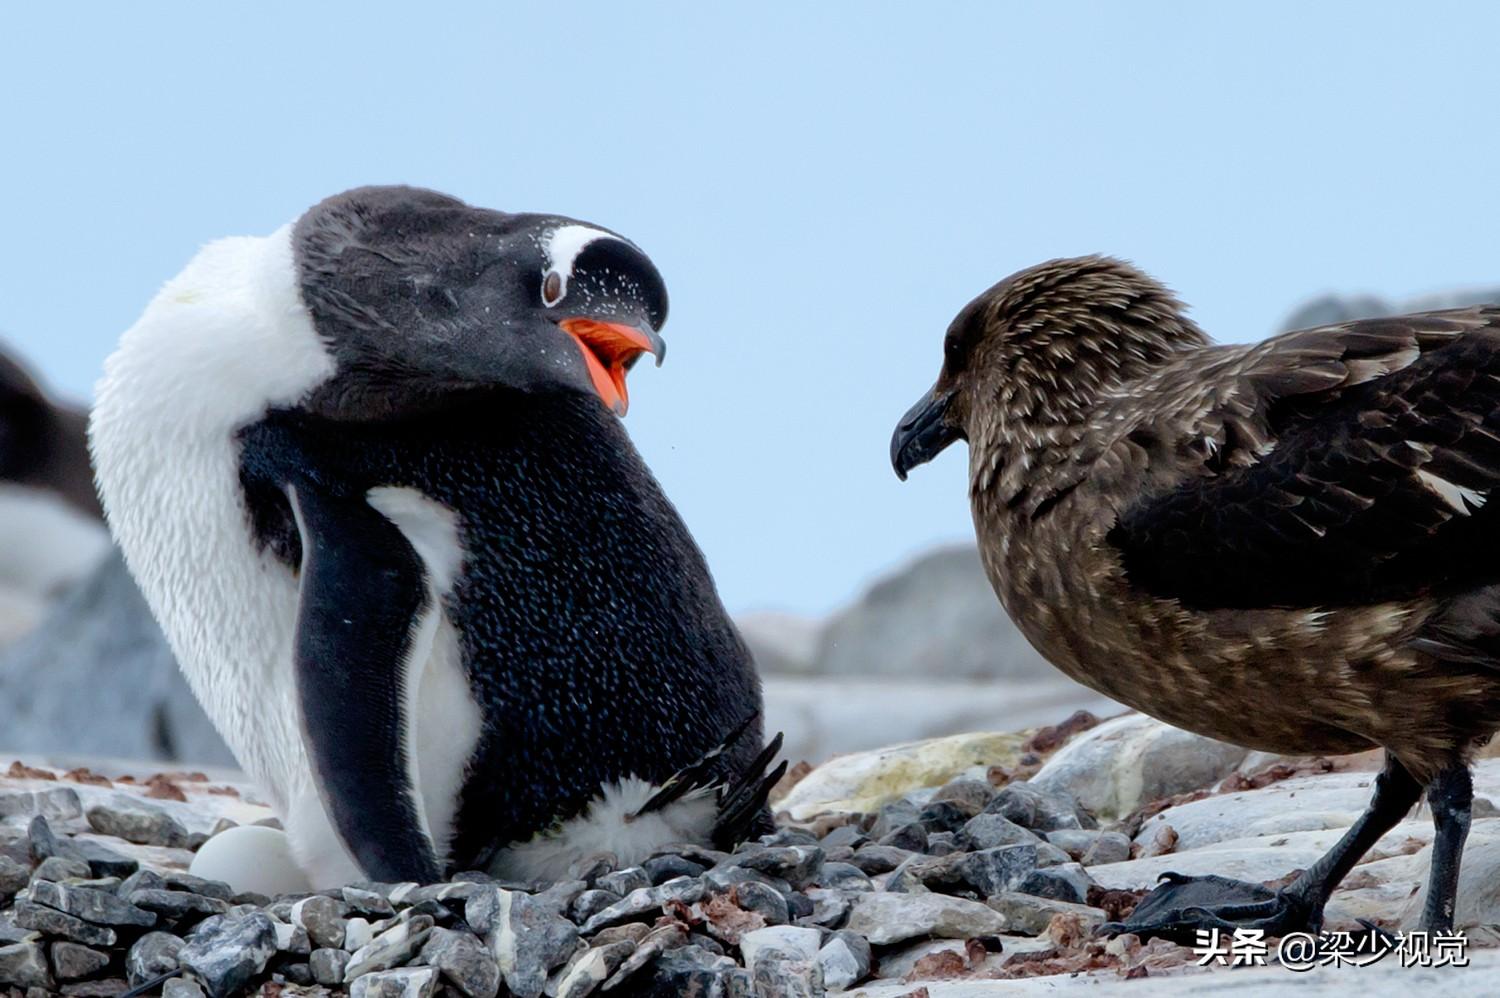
3,712,1498,996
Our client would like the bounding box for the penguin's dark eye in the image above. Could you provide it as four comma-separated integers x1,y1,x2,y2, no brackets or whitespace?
542,271,564,307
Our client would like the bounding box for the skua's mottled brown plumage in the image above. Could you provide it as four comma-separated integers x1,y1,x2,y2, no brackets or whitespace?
892,256,1500,938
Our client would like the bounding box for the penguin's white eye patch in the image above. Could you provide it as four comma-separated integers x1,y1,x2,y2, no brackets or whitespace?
542,271,564,307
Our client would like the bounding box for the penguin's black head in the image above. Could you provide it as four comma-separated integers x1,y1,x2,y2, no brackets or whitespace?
293,185,668,421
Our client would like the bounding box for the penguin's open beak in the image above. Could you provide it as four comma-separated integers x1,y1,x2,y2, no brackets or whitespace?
558,318,666,416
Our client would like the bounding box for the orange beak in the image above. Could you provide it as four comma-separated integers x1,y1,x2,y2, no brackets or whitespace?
558,317,664,416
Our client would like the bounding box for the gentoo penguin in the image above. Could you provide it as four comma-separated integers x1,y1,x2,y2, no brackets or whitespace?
91,186,779,887
0,347,110,641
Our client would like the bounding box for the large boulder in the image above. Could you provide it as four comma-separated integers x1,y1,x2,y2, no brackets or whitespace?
0,549,232,765
774,730,1034,820
811,545,1057,681
1027,714,1250,821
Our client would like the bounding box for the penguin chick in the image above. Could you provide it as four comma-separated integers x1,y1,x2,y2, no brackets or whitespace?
91,185,774,887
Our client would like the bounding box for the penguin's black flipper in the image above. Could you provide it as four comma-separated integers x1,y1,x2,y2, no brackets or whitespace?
288,484,443,884
712,731,787,851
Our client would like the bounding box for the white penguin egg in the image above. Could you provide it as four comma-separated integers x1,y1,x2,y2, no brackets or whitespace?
189,824,312,896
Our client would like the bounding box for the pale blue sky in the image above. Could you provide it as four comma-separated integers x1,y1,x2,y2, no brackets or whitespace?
3,3,1498,615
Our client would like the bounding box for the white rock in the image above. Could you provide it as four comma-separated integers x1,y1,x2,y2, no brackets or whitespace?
739,925,821,967
1028,714,1249,819
845,893,1008,946
765,676,1117,765
1133,768,1381,851
775,730,1033,820
344,917,377,953
1398,835,1500,930
189,824,310,896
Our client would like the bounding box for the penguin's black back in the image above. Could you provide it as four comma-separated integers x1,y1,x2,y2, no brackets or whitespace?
237,391,764,869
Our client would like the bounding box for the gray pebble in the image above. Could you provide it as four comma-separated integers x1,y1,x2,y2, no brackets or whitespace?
1018,862,1095,904
730,846,823,888
344,915,434,981
594,867,649,897
29,880,156,928
551,940,634,998
749,945,822,997
648,944,747,996
292,895,347,949
163,977,206,998
867,800,920,840
959,812,1045,851
127,889,230,921
601,922,686,990
799,887,850,929
272,920,311,955
230,892,270,908
49,941,111,981
642,853,703,885
577,877,703,934
126,932,184,986
817,930,871,989
161,875,233,902
116,870,166,898
877,821,929,852
531,879,587,916
1081,831,1132,866
759,828,820,848
480,889,577,998
309,947,351,986
569,889,619,924
702,864,790,895
816,862,873,892
931,778,998,813
350,965,438,998
12,900,116,946
26,816,60,863
785,892,814,921
818,825,866,850
176,912,277,998
279,962,314,986
985,784,1093,832
85,805,190,849
0,857,29,899
959,844,1040,896
926,831,961,856
732,881,788,925
68,839,139,879
0,939,52,989
418,926,499,998
918,799,980,833
30,856,91,884
650,843,728,867
848,845,913,875
341,886,396,918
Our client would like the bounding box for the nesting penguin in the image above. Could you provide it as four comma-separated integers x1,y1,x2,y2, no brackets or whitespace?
91,186,779,887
